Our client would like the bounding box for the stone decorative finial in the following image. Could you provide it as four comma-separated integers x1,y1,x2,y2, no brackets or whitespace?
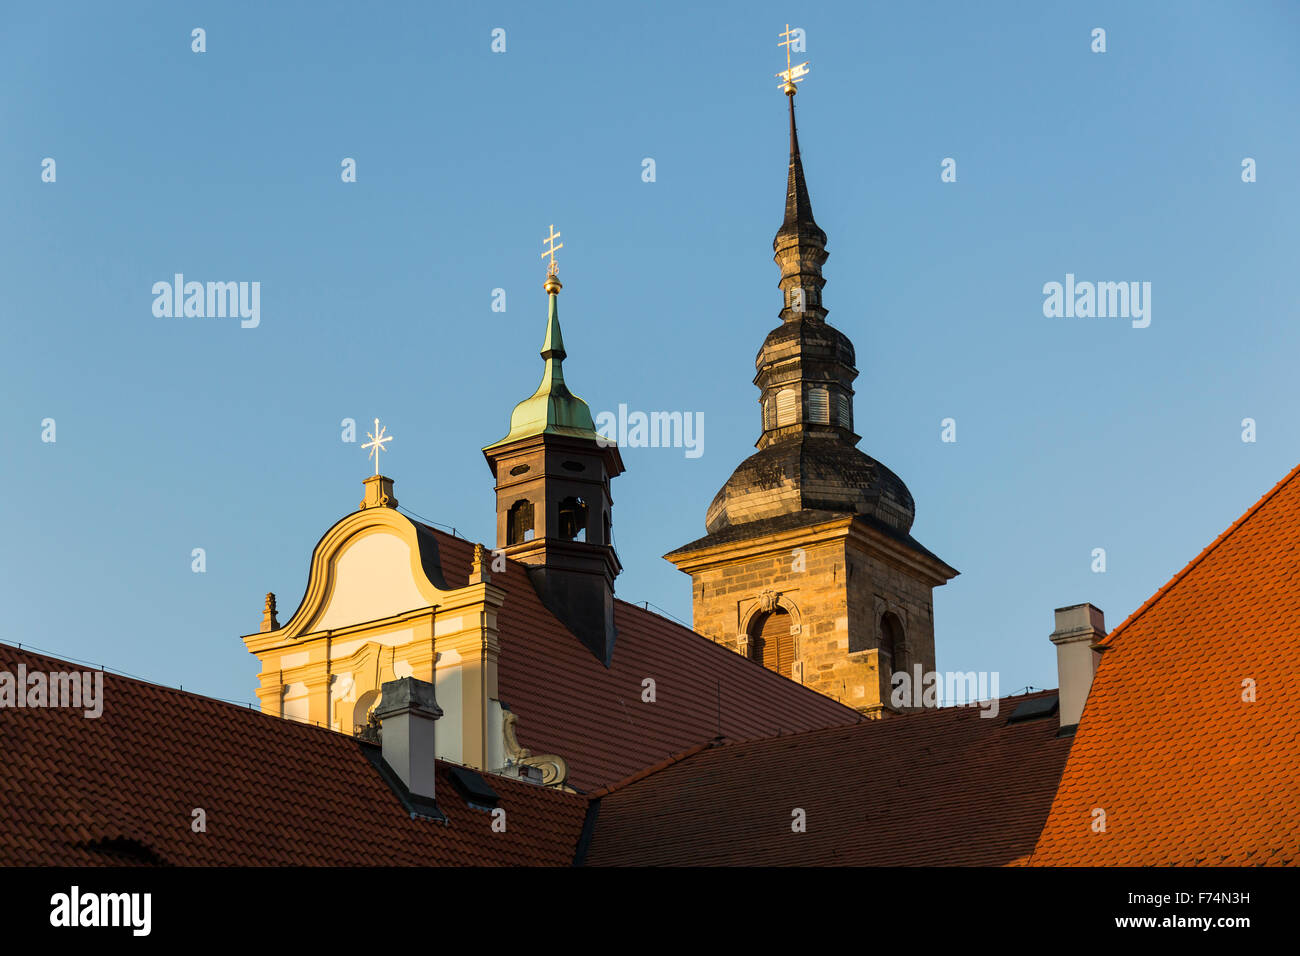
469,542,492,585
360,475,398,510
261,592,280,632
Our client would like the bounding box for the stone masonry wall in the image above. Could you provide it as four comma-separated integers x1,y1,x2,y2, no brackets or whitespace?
688,530,937,715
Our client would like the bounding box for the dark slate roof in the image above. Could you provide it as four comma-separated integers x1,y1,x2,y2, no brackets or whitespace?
0,646,589,866
422,528,864,793
757,317,855,371
702,434,917,538
583,691,1071,866
775,93,826,249
668,508,953,575
670,507,847,554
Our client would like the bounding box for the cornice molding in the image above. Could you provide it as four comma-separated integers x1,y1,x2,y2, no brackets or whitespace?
666,515,957,586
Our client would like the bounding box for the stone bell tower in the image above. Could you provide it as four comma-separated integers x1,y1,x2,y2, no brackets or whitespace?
665,78,957,716
483,259,625,665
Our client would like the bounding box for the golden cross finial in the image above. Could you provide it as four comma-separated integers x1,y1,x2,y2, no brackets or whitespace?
362,417,393,476
541,224,563,278
776,24,810,94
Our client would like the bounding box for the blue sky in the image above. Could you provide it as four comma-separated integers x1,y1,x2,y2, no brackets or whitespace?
2,1,1298,705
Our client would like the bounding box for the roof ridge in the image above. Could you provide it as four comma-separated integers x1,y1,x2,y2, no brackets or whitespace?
1,642,585,804
588,741,713,797
614,601,864,714
0,641,351,740
418,525,860,719
711,688,1059,748
592,689,1065,793
1102,461,1300,647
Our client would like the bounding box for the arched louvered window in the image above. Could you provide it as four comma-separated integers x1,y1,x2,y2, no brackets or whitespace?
763,398,775,431
835,393,852,429
776,389,798,427
808,387,830,424
750,609,795,678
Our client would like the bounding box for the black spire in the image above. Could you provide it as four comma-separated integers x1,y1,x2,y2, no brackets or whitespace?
777,94,826,248
773,91,829,322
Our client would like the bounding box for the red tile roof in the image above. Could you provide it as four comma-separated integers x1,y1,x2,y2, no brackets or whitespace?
0,526,872,866
0,646,588,866
424,528,863,792
583,691,1071,866
1027,465,1300,866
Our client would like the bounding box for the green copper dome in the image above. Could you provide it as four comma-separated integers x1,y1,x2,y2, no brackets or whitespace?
483,288,599,452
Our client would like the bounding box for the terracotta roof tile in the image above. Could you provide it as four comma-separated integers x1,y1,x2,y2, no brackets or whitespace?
1027,465,1300,866
0,646,588,866
584,691,1070,866
0,525,865,865
423,528,863,792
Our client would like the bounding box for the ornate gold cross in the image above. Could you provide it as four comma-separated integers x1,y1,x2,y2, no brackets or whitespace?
541,224,563,277
777,24,810,93
362,418,393,476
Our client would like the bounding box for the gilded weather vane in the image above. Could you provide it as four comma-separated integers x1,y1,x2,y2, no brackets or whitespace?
362,417,393,476
777,24,810,94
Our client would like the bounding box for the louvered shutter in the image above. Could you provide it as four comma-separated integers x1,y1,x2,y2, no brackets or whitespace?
758,610,794,677
808,387,830,424
835,393,852,428
776,389,797,426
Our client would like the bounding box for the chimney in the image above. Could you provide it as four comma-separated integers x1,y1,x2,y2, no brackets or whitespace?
374,677,443,802
1049,603,1105,733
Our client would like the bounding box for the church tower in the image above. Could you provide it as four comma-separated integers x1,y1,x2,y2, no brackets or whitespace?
483,247,625,665
665,69,957,716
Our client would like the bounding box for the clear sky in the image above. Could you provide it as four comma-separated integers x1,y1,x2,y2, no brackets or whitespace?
2,1,1298,706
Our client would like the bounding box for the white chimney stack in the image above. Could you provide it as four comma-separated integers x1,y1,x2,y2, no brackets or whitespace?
374,677,443,801
1049,603,1105,733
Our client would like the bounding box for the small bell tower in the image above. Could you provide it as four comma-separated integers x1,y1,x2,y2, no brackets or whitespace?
483,228,625,664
